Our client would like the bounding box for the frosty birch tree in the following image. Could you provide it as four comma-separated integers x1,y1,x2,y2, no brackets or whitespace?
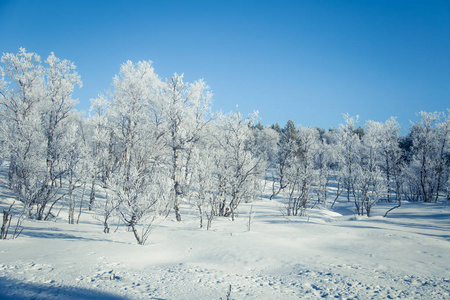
106,60,169,244
0,66,6,165
286,127,319,216
61,115,90,224
338,114,361,204
1,49,45,211
162,74,212,222
296,127,319,211
434,110,450,202
190,134,220,229
215,110,265,220
404,112,442,202
247,124,279,202
270,120,300,201
39,52,82,220
355,121,387,216
87,95,111,210
376,117,403,203
0,49,82,220
314,132,336,205
87,97,120,232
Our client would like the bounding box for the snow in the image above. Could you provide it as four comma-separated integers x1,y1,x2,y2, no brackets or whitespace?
1,180,450,299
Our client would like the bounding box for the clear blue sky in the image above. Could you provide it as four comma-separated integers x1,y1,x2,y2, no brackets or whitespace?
1,0,449,133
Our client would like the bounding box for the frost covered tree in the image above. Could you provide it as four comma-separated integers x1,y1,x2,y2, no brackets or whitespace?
335,115,385,216
403,111,450,202
404,112,441,202
297,127,320,206
1,49,45,211
105,60,169,244
86,95,112,210
189,132,221,229
0,49,82,220
215,110,265,220
286,127,319,216
62,115,90,224
314,131,337,205
404,112,436,202
192,122,231,223
337,114,361,204
336,118,394,216
162,74,212,222
353,121,387,216
0,67,6,165
376,117,403,203
248,123,279,201
86,96,122,232
269,120,300,201
42,53,83,220
433,110,450,202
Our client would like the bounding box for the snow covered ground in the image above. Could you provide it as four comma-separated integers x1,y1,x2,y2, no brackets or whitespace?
1,182,450,299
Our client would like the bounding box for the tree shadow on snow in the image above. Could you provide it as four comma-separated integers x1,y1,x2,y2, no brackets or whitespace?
21,227,129,244
0,276,127,300
336,220,450,241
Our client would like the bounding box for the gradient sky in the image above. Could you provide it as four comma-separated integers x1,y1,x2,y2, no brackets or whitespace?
1,0,449,133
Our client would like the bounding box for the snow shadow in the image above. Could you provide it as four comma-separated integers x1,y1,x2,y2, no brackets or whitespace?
21,227,124,243
0,276,127,299
336,219,450,241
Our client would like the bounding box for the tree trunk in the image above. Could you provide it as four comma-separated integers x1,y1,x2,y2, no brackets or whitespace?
76,183,86,224
103,218,110,233
89,180,96,211
68,170,75,224
434,138,447,203
130,216,143,245
1,202,15,240
198,204,203,229
386,156,391,203
384,198,401,218
173,148,182,221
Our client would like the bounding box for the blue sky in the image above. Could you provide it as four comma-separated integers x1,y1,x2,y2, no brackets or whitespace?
1,0,449,133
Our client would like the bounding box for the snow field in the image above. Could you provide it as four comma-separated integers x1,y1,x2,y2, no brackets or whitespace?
1,198,450,299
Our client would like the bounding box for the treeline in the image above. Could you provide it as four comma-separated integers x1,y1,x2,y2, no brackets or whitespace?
0,49,449,244
268,112,449,218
